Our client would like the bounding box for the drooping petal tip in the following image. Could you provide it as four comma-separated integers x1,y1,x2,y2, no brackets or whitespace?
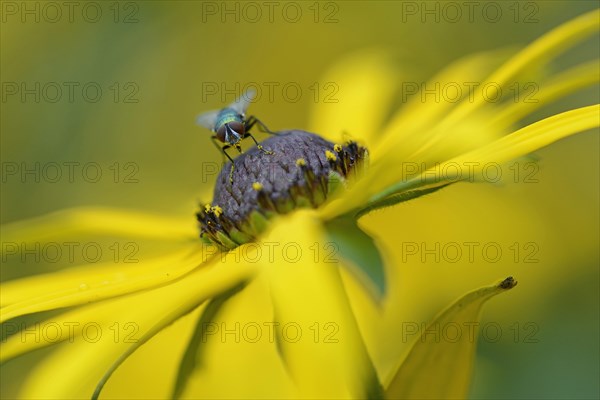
499,276,517,289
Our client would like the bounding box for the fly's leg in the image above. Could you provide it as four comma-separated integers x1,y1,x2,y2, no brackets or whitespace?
244,132,274,155
244,116,276,155
213,136,237,184
211,136,227,164
245,116,279,135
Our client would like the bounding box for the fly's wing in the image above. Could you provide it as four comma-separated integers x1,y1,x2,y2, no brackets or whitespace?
228,88,256,115
196,109,220,131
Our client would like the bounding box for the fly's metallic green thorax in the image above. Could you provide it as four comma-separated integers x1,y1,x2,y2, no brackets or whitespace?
196,130,368,249
215,108,243,131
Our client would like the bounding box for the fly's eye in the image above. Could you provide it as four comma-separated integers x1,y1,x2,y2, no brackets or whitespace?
215,125,227,142
228,121,245,135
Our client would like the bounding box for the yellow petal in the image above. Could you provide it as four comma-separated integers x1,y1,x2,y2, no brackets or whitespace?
307,50,398,148
262,211,382,398
320,49,517,220
439,9,599,129
1,206,196,244
372,105,599,202
173,273,298,399
448,104,600,174
384,277,517,399
489,60,600,130
1,246,208,322
325,10,599,221
1,246,193,306
1,296,132,362
171,284,246,398
376,48,516,160
13,250,257,399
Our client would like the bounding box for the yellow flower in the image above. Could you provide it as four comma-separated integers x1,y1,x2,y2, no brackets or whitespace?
1,10,598,399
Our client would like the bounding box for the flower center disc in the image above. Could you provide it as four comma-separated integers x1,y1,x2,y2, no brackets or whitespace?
197,130,367,249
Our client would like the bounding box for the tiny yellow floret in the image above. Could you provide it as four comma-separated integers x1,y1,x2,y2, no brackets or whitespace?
325,150,337,162
333,144,342,153
211,206,223,218
295,158,307,167
252,182,263,191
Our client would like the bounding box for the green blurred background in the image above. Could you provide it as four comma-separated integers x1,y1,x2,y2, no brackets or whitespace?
1,1,598,398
